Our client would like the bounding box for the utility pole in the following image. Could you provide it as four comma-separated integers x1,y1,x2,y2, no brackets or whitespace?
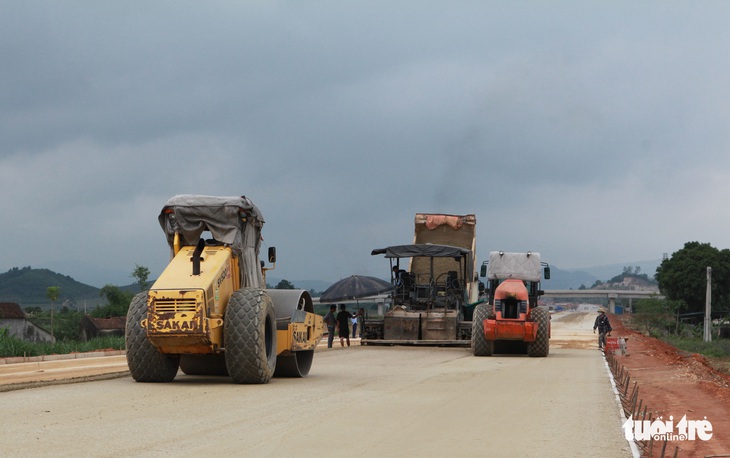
704,266,712,342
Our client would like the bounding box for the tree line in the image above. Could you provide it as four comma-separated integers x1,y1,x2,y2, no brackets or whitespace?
27,265,317,342
633,241,730,339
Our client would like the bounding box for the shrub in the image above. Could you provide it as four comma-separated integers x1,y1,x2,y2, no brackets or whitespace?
663,335,730,359
0,329,124,358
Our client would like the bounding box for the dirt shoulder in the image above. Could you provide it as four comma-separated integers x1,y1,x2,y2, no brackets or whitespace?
0,352,129,392
608,314,730,457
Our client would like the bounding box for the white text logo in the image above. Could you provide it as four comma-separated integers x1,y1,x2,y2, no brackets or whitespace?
622,415,713,441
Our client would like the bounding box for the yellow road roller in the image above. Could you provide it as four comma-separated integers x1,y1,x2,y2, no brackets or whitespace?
125,195,323,384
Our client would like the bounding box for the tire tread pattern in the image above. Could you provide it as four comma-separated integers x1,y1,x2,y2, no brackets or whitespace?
125,292,180,382
527,306,550,357
225,288,277,384
471,303,494,356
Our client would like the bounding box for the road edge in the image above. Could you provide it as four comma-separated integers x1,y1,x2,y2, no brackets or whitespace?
602,354,641,458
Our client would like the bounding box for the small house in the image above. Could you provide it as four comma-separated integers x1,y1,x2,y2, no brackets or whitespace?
81,315,125,341
0,302,55,343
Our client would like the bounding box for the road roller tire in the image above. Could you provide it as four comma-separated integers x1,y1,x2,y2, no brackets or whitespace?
180,354,228,376
224,288,277,384
267,289,318,377
274,350,314,377
125,292,180,382
528,306,550,357
471,303,493,357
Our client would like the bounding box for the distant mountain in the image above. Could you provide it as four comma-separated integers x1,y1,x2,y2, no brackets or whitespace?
268,263,662,294
576,260,661,283
0,267,106,310
0,259,662,309
0,266,331,311
541,266,598,290
271,268,633,294
542,260,661,290
43,260,132,289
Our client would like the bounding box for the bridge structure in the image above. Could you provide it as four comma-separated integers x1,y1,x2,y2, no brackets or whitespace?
542,289,663,314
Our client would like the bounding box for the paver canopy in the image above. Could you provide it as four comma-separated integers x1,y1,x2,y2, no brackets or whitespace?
371,244,475,282
371,244,472,259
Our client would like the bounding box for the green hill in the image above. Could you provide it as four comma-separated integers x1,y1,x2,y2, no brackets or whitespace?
0,266,106,310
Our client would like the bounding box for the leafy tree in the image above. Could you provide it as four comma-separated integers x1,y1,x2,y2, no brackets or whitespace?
93,285,134,318
655,242,730,314
632,298,683,337
53,310,84,341
131,264,151,291
46,286,60,338
46,286,60,302
275,279,296,289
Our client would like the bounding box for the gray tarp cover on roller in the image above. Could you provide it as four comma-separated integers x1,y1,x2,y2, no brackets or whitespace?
486,251,542,282
158,194,266,288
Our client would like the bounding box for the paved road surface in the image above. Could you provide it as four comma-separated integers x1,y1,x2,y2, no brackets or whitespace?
0,312,633,457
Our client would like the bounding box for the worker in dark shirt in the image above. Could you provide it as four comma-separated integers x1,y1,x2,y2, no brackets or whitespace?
392,266,405,285
323,305,337,348
593,308,612,350
336,304,355,347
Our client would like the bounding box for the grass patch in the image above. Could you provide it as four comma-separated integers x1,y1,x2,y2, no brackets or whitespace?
0,329,124,358
662,335,730,359
624,315,730,374
661,335,730,375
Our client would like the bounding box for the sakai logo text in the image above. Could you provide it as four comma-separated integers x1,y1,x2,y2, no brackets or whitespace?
293,330,308,343
154,319,199,332
623,415,713,441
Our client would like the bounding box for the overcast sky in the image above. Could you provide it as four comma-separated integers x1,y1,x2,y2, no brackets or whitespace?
2,2,730,288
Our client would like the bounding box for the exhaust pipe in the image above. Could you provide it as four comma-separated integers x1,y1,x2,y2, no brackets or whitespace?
192,239,205,275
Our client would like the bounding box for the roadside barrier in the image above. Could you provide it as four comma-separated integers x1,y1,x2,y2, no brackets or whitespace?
605,350,681,458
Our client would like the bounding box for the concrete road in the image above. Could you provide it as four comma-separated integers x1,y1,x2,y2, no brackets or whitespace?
0,312,633,457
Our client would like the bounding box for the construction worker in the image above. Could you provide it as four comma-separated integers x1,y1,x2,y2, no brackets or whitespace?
323,305,337,348
336,304,355,347
593,308,612,350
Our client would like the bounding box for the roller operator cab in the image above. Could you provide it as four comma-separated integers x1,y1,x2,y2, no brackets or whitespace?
125,195,323,384
471,251,551,357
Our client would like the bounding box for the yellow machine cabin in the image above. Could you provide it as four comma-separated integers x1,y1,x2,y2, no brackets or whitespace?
145,242,238,354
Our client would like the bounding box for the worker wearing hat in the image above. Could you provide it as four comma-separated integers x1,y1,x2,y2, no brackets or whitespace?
593,308,612,351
